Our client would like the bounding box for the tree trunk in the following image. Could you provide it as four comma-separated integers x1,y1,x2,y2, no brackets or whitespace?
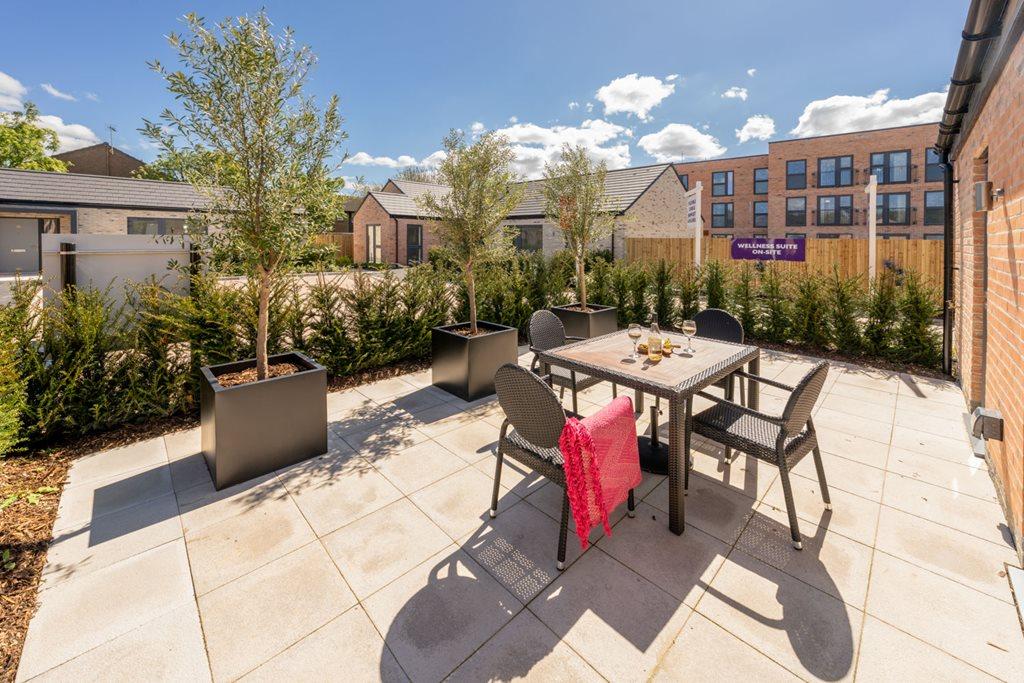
256,268,271,380
577,257,587,311
466,265,478,335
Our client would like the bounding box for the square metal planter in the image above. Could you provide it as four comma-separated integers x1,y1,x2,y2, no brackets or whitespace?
200,351,327,490
550,303,618,338
431,321,518,401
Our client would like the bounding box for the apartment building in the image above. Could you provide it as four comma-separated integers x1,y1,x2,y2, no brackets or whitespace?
674,122,945,240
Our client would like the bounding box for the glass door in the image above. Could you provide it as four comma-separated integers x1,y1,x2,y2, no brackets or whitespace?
366,224,382,263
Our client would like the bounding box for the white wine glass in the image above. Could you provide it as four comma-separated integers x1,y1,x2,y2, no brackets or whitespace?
682,319,697,354
627,323,642,358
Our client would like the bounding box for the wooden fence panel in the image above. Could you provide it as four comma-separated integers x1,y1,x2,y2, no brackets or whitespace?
625,237,943,284
315,232,354,261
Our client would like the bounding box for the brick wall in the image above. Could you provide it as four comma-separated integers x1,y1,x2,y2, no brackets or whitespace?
351,194,393,264
75,207,194,234
951,30,1024,559
54,144,144,178
674,123,943,240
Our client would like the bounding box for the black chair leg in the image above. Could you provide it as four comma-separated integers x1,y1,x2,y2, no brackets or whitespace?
778,465,803,549
612,383,618,398
489,452,504,518
812,445,832,510
571,374,579,416
627,489,636,517
557,488,570,570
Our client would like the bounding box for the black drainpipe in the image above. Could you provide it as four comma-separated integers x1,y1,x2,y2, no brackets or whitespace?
940,150,955,376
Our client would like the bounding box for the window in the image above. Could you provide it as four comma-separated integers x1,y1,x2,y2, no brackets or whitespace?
406,224,423,264
677,173,689,190
924,191,945,225
753,168,768,194
711,202,734,228
876,192,910,225
512,224,543,252
925,148,944,182
712,233,733,239
785,232,806,239
127,217,187,235
753,200,768,228
816,233,853,239
924,233,945,240
786,160,806,190
712,171,734,196
786,197,806,226
817,195,853,226
817,155,853,187
870,150,910,184
365,224,382,262
41,218,61,234
880,233,910,240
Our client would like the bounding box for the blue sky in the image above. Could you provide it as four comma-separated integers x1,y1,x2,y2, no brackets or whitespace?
2,0,966,184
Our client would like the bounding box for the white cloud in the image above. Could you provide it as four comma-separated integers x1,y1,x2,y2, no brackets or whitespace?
40,83,76,101
345,150,445,169
721,86,748,101
470,121,486,138
735,114,776,143
665,74,679,82
790,88,945,137
492,119,632,179
508,115,518,123
85,92,99,102
568,101,579,110
746,68,757,77
638,123,726,162
595,73,675,122
0,70,27,110
36,114,100,152
585,102,594,113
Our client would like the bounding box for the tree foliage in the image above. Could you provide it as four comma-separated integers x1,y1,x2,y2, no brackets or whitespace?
140,11,346,378
541,144,615,309
0,103,69,172
416,130,523,334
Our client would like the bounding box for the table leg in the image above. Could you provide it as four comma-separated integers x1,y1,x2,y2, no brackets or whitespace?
668,397,687,535
748,354,760,411
634,388,645,414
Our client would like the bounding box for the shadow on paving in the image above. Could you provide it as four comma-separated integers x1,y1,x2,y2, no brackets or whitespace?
380,445,855,681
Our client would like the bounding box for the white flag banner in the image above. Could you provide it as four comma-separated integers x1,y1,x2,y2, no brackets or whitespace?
685,181,703,266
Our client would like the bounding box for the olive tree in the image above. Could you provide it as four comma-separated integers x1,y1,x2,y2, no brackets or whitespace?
416,130,523,334
542,144,615,310
141,11,345,379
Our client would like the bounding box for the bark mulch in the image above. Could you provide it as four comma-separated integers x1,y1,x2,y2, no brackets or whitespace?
0,356,430,681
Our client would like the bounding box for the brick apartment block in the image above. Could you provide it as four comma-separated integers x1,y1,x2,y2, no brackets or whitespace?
674,122,945,240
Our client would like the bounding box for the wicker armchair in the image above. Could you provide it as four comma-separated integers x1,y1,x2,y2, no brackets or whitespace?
528,310,615,415
689,361,832,550
491,363,635,569
693,308,747,460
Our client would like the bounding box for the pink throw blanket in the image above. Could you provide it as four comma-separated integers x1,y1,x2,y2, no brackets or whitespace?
559,396,642,549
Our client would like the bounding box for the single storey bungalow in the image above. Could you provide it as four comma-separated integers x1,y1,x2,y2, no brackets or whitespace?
350,163,692,265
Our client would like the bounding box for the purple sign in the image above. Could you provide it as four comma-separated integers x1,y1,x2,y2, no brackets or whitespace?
730,237,806,262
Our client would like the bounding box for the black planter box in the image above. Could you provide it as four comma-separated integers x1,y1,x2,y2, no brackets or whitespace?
200,351,327,490
550,303,618,339
432,321,518,401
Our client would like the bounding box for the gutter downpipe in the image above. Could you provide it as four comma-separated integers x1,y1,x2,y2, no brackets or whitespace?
941,151,955,376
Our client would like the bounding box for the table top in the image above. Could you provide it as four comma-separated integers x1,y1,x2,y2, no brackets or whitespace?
538,329,759,398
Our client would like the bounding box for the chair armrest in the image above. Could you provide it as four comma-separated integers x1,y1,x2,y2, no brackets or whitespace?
731,370,794,393
694,390,785,426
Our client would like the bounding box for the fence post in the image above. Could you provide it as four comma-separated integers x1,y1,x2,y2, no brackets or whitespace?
59,242,76,290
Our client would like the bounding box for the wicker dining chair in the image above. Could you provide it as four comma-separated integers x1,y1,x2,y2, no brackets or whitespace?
689,361,832,550
693,307,747,404
528,310,615,415
491,363,635,569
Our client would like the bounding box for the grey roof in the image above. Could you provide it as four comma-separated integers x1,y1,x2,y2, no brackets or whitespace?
364,164,672,220
509,164,670,217
368,191,427,217
0,167,208,210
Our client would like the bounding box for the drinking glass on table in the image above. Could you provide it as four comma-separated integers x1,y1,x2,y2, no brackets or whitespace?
627,323,642,358
682,319,697,354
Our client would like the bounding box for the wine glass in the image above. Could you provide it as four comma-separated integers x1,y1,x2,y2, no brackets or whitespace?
627,323,642,358
682,319,697,354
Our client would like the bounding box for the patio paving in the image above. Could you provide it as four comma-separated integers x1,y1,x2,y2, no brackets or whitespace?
15,348,1024,682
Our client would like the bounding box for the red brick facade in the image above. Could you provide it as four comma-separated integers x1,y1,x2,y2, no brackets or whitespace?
674,123,944,240
53,143,145,178
949,24,1024,558
350,194,442,265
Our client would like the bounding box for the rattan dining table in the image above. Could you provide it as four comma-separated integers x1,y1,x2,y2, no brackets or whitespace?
536,329,761,535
